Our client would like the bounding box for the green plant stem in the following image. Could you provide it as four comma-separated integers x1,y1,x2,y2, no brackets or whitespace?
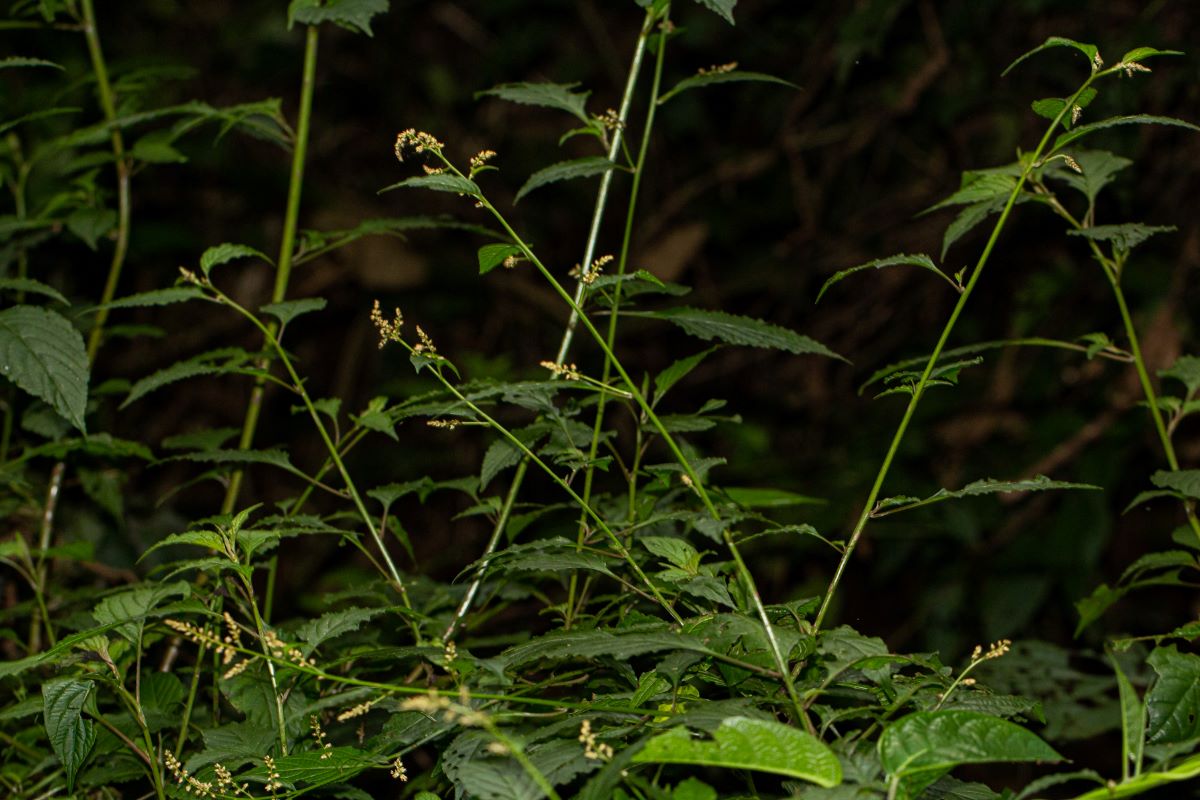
566,7,670,631
174,640,208,756
240,575,289,755
1039,193,1200,545
80,0,131,362
813,77,1099,632
441,7,658,641
209,286,420,637
222,23,319,515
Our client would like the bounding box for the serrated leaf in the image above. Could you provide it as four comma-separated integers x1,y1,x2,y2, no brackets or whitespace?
1031,87,1098,129
1003,36,1100,77
1145,645,1200,743
1051,115,1200,154
0,305,88,432
630,307,844,360
633,717,840,785
817,254,951,303
880,710,1061,779
66,206,116,250
1160,354,1200,396
654,348,715,403
43,679,96,791
297,607,387,649
0,106,81,138
379,173,480,195
876,475,1100,517
493,626,718,672
515,157,616,202
94,286,208,310
1062,753,1200,799
288,0,389,35
1151,470,1200,499
1120,47,1184,64
122,347,258,408
482,538,617,579
659,69,795,104
0,278,69,305
92,581,189,643
476,82,591,122
161,448,308,480
445,731,594,800
723,486,824,508
693,0,737,24
199,242,271,277
1050,149,1133,205
478,243,522,275
260,297,326,327
0,55,64,70
1067,223,1175,254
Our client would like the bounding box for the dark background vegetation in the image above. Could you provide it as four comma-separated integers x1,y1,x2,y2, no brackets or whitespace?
8,0,1199,674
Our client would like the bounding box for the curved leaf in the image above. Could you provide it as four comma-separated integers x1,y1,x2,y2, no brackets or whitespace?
515,157,616,202
476,82,591,122
0,277,69,305
880,710,1062,778
43,679,96,791
659,69,796,104
1052,115,1200,154
817,254,953,303
200,242,272,277
633,717,840,786
628,307,845,361
379,173,480,195
1151,470,1200,499
0,305,89,432
1003,36,1100,77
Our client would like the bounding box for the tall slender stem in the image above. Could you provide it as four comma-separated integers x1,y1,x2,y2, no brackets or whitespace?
813,78,1098,631
222,24,320,514
80,0,131,363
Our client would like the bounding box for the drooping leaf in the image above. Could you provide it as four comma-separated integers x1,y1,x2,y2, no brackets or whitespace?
879,710,1062,780
260,297,327,327
481,537,617,579
692,0,737,25
0,305,89,432
92,581,189,643
0,55,64,70
43,679,96,791
515,157,616,202
1074,583,1126,636
941,197,1006,259
817,254,953,303
1067,224,1176,254
629,307,844,360
876,475,1100,517
0,277,69,305
1145,645,1200,743
288,0,389,35
297,607,388,649
1002,36,1101,77
493,626,719,672
658,69,796,104
1052,115,1200,154
478,243,523,275
1160,354,1200,396
379,173,480,195
94,286,208,310
633,717,840,786
160,448,309,481
476,82,591,122
122,347,260,408
1151,470,1200,499
0,106,81,137
199,242,271,277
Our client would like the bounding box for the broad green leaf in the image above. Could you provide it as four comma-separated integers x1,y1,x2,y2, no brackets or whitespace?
515,157,616,202
926,171,1019,213
629,307,844,360
260,297,327,327
1074,583,1125,636
379,173,480,195
200,242,271,277
1067,224,1175,254
693,0,737,24
493,625,718,672
876,475,1100,517
1030,86,1098,129
92,581,189,643
1118,550,1197,584
298,607,387,649
658,69,796,105
0,278,68,305
1049,149,1132,205
817,254,952,303
43,678,96,791
875,357,984,399
879,710,1061,779
1151,470,1200,499
94,286,208,310
1064,753,1200,799
288,0,389,35
482,538,617,578
633,717,840,786
1052,115,1200,154
1119,47,1184,65
444,731,595,800
1145,645,1200,743
122,347,259,408
642,536,699,570
0,305,88,432
941,198,1004,259
478,243,522,275
161,448,309,481
0,55,64,70
65,207,116,250
1160,354,1200,396
480,437,524,490
1003,36,1100,77
295,215,502,264
477,82,591,122
140,529,227,560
